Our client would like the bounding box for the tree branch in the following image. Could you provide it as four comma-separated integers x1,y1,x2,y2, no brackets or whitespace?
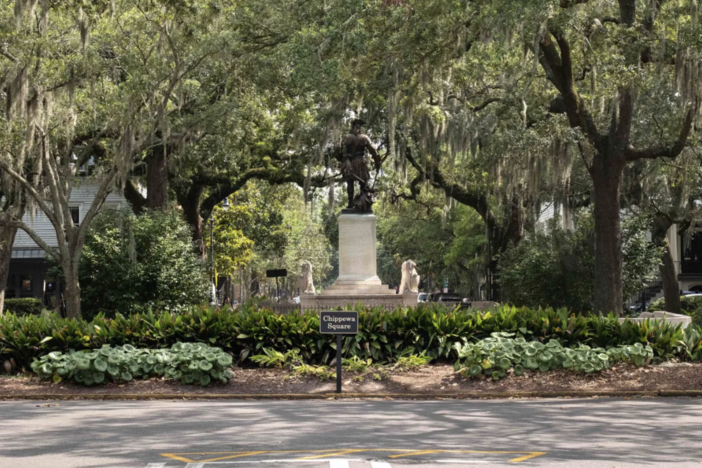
618,0,636,26
0,157,60,229
616,89,635,142
559,0,589,7
0,214,60,260
539,32,603,144
403,146,489,218
626,108,694,161
198,163,331,220
470,98,501,112
0,50,17,62
76,170,117,248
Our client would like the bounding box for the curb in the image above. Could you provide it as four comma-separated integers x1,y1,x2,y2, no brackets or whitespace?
1,390,702,401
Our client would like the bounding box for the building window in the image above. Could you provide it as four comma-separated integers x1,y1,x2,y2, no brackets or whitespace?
6,275,16,298
70,207,80,226
20,275,33,298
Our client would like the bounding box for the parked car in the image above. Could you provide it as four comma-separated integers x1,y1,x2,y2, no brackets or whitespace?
426,292,470,308
628,302,650,312
418,293,427,303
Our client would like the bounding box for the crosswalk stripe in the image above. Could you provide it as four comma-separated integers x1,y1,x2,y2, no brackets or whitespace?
329,460,350,468
370,462,392,468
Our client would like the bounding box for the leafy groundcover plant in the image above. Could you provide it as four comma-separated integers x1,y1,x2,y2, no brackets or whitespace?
31,343,233,386
454,332,653,380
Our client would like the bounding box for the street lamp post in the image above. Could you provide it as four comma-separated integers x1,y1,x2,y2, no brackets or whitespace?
209,216,215,304
210,198,231,306
209,217,214,279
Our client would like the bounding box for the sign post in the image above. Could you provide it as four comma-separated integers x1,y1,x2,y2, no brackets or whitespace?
319,311,359,393
266,269,287,301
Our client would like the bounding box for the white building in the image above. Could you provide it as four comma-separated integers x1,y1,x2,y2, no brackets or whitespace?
7,184,125,302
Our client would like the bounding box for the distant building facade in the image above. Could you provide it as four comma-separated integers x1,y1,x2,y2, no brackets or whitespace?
7,184,125,305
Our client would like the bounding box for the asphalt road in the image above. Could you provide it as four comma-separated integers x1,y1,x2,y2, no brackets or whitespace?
1,398,701,468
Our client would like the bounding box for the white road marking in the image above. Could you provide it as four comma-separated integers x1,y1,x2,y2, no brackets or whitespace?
370,462,392,468
436,461,492,464
198,460,361,465
185,464,204,468
329,460,350,468
146,465,166,468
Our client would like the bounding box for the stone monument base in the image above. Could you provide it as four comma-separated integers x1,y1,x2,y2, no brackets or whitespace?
300,212,419,311
301,290,417,311
618,311,692,329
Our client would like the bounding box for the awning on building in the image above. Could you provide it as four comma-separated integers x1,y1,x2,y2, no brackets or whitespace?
11,248,47,259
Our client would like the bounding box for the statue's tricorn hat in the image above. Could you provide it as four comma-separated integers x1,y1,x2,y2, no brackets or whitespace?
351,118,366,126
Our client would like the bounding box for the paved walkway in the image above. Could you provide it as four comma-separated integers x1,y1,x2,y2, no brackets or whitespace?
1,398,701,467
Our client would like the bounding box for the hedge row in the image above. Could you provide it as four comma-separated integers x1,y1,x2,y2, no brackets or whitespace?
1,303,700,371
4,298,44,316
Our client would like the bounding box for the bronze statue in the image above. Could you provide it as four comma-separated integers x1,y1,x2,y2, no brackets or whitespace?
342,119,381,211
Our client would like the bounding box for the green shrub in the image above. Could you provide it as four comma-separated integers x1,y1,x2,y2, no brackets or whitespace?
678,326,702,361
251,347,335,381
0,303,695,372
393,353,433,371
30,343,233,386
342,356,373,373
453,332,653,380
499,212,661,313
78,208,209,320
4,298,43,316
249,348,301,368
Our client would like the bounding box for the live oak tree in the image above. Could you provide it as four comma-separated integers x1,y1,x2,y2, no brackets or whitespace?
0,1,52,314
635,150,702,314
0,0,235,318
524,0,698,313
305,0,699,312
121,0,337,251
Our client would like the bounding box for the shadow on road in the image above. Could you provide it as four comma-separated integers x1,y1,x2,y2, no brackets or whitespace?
0,398,700,467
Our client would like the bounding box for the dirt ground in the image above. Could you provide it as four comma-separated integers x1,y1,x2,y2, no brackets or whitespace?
1,362,702,397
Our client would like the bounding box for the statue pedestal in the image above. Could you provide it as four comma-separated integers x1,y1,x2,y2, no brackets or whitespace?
336,213,381,284
302,213,414,310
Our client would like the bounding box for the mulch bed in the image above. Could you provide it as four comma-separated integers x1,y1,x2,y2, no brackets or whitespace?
1,362,702,397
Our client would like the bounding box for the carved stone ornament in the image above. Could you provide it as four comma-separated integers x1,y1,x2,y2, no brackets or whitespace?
399,260,420,293
297,261,316,294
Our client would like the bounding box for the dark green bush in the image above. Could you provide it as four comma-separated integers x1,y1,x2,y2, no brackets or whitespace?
4,298,43,316
78,208,209,320
499,213,661,313
1,303,696,372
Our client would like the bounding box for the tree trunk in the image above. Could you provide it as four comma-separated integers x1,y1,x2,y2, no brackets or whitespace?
489,197,523,302
124,180,146,215
63,264,82,319
651,214,681,314
179,185,204,254
146,148,168,210
0,226,17,315
591,156,625,315
659,241,681,313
